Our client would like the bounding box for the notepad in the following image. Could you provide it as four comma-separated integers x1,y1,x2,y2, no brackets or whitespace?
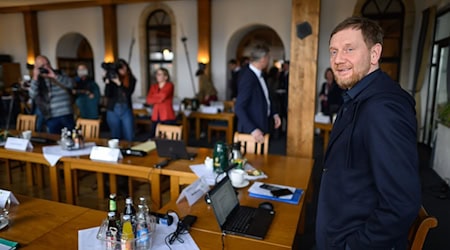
248,182,303,205
0,238,18,250
131,140,156,152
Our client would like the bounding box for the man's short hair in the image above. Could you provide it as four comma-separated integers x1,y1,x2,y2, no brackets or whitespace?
250,44,270,62
330,16,384,48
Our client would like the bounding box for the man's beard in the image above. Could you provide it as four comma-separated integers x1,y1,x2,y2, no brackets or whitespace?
334,65,370,90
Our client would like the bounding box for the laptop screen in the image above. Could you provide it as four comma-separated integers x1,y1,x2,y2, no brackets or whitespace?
209,176,239,227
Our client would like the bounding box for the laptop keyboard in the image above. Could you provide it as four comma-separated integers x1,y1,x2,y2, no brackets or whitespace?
225,207,256,233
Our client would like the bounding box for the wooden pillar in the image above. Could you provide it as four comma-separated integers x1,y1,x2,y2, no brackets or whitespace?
102,4,118,62
23,11,40,65
197,0,211,75
287,0,320,158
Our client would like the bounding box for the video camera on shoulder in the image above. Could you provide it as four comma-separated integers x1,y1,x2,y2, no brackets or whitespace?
101,61,123,81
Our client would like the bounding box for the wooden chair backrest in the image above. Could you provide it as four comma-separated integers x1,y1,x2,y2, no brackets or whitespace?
223,100,235,112
233,132,269,155
155,124,183,140
408,206,438,250
76,118,101,139
16,114,36,131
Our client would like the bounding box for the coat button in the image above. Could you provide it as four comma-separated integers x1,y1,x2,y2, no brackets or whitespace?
323,168,328,172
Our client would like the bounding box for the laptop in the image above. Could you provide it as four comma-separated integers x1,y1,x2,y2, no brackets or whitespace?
207,175,275,240
154,138,197,160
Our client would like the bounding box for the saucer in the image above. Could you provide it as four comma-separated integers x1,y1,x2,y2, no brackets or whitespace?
232,180,250,188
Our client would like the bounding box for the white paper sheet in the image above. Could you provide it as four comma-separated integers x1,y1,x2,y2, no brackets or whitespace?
42,142,96,166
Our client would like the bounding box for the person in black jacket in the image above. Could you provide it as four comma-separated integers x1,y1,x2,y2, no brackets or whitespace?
103,58,136,141
316,17,420,250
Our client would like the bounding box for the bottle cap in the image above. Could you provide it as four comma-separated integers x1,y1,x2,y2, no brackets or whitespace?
107,212,115,218
125,197,132,204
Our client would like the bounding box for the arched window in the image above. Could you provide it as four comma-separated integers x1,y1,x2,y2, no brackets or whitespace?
146,10,173,89
362,0,405,82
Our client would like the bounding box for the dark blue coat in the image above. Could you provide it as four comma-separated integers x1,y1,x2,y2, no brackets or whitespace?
316,70,421,250
235,65,277,134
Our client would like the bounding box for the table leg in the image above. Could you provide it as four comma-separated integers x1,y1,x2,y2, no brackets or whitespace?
26,162,33,187
110,174,117,195
195,117,201,140
151,172,161,210
227,118,234,144
49,165,59,202
182,115,189,144
97,173,104,199
323,131,329,153
170,176,180,202
35,164,44,188
64,162,74,204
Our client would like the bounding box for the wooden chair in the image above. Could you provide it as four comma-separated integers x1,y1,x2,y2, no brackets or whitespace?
207,100,235,143
73,118,101,196
76,118,101,139
128,124,183,197
408,206,438,250
16,114,37,132
155,124,183,140
4,114,37,184
233,132,269,155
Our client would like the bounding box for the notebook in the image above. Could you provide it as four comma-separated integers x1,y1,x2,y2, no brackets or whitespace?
154,138,197,160
207,175,275,240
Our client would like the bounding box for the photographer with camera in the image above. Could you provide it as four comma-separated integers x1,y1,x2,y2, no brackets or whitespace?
29,55,75,134
103,58,136,142
73,64,100,119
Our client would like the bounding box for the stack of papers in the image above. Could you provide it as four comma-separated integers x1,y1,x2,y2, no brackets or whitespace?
248,181,303,205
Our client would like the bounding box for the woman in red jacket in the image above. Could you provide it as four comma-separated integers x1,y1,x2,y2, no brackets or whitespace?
146,68,177,137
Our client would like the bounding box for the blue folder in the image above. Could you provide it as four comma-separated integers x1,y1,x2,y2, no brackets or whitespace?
249,188,303,205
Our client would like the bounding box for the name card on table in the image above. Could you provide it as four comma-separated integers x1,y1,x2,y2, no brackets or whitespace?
176,177,210,206
0,189,19,208
89,146,123,163
4,137,33,151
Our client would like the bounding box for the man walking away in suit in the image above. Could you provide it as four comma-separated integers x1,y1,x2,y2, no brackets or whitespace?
315,17,421,250
235,44,281,143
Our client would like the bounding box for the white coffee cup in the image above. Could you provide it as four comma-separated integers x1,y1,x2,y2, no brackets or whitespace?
229,169,246,187
22,130,32,140
204,157,213,172
108,139,119,148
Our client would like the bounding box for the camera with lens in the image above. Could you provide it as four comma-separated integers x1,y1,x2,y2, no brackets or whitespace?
101,62,122,81
39,67,49,74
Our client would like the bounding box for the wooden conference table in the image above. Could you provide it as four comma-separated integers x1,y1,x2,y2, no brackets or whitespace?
0,134,61,202
0,194,105,249
158,153,315,249
181,111,235,145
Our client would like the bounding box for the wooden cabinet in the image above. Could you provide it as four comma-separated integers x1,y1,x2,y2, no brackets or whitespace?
0,63,21,90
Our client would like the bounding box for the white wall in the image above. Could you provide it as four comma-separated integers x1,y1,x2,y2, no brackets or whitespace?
316,0,357,111
38,7,105,92
211,0,292,100
0,13,27,77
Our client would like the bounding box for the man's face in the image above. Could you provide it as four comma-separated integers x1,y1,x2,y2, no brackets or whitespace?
260,54,270,70
35,57,51,70
329,28,378,89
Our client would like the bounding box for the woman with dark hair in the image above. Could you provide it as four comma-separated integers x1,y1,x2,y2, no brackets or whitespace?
103,58,136,141
319,67,343,115
146,67,176,138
